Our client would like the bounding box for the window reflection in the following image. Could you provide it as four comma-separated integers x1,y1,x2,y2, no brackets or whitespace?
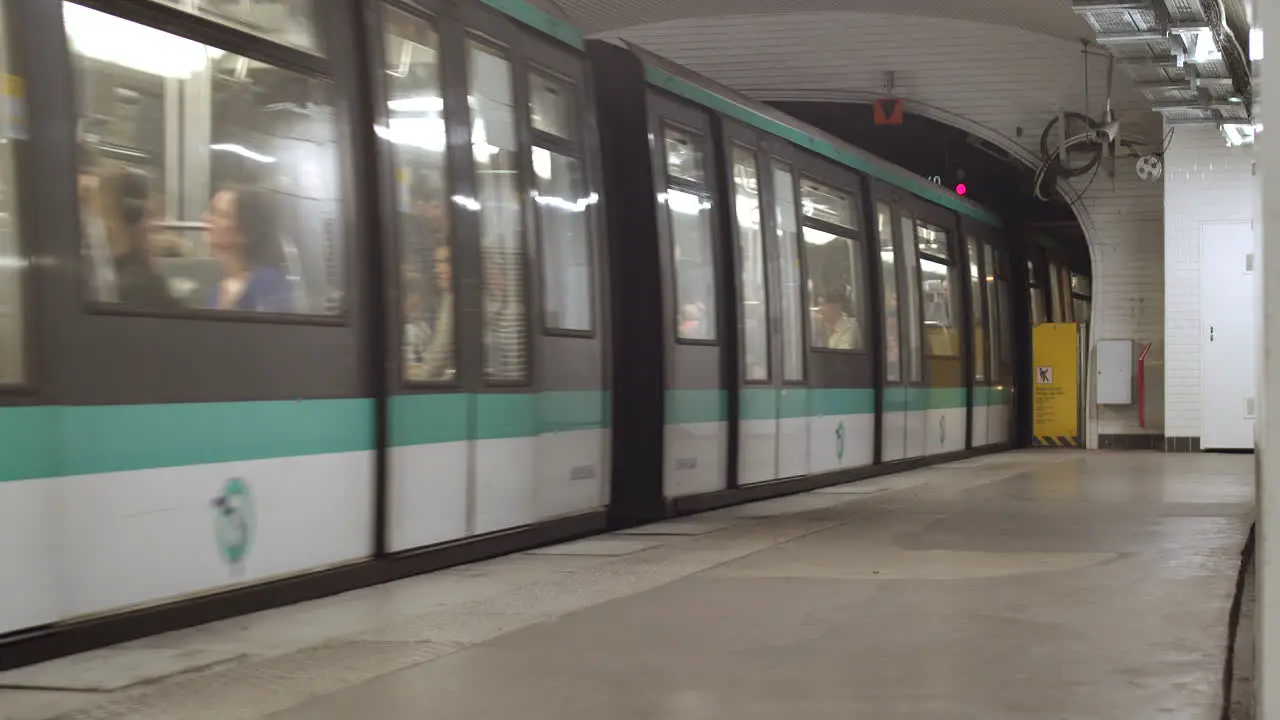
468,42,526,381
0,4,21,384
68,3,343,316
534,147,594,331
529,73,573,140
663,126,703,184
984,244,999,384
899,215,922,382
967,237,985,381
668,187,716,341
152,0,320,54
384,8,452,381
800,178,854,229
877,203,900,383
732,147,768,380
772,163,804,380
920,257,958,356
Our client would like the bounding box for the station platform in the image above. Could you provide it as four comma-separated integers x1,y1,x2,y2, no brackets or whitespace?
0,450,1253,720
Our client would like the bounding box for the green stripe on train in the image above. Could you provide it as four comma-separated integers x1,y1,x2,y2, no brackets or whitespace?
477,0,584,48
0,392,611,482
667,387,975,425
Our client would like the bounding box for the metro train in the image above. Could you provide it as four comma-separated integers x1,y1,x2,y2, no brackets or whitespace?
0,0,1030,666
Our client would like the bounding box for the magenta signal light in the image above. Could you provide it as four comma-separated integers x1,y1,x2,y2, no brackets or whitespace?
955,183,967,195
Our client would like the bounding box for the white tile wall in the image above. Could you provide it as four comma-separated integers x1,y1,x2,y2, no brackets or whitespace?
1162,122,1259,439
608,11,1167,441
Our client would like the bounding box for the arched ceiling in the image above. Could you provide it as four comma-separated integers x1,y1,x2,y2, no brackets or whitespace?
536,0,1093,40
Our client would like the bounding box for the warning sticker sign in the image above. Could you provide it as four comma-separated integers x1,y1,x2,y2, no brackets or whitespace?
1036,366,1053,385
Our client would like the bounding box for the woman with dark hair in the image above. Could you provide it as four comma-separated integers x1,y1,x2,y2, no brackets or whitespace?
98,166,177,309
203,186,293,312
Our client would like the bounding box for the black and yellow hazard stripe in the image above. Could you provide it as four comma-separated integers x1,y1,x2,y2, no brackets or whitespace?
1032,435,1080,448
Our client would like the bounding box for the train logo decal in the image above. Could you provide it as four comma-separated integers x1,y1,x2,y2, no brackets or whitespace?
212,477,255,568
939,415,947,446
835,421,846,463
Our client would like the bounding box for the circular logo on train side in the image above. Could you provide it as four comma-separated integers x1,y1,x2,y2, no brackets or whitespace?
939,415,947,447
212,477,255,568
835,421,846,464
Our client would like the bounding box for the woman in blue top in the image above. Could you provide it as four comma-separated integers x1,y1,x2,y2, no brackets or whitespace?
203,186,293,312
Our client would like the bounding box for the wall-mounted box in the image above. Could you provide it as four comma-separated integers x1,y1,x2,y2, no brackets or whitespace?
1096,339,1134,405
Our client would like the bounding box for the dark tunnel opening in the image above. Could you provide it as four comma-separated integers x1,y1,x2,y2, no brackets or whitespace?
769,101,1091,274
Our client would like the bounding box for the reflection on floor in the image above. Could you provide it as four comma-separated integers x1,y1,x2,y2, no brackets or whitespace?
0,450,1254,720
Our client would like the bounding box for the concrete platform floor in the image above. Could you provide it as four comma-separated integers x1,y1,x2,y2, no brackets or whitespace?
0,450,1254,720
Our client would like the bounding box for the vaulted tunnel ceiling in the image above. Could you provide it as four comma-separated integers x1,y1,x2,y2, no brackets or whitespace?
534,0,1255,125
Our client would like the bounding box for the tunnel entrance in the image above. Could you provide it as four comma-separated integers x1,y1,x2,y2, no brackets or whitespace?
769,101,1091,277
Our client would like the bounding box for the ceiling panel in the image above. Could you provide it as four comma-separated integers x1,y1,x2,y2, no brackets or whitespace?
536,0,1094,40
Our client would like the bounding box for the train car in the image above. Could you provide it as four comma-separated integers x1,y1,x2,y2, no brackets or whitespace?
0,0,611,665
589,42,1017,521
0,0,1020,668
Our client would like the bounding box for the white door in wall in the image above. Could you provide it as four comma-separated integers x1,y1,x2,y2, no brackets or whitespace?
1200,220,1258,450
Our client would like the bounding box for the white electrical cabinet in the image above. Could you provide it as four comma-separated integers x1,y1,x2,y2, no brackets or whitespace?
1096,339,1133,405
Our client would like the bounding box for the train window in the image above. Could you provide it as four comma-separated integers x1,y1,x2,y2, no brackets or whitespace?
772,162,804,381
1071,272,1091,296
898,215,922,382
0,5,21,384
876,203,900,383
533,147,593,332
967,236,986,382
997,270,1013,381
67,2,344,316
384,8,453,382
920,258,958,356
667,187,716,341
800,178,854,229
147,0,320,53
805,227,862,351
984,244,1000,384
663,126,704,185
528,73,574,140
467,41,527,380
732,146,768,380
915,221,948,261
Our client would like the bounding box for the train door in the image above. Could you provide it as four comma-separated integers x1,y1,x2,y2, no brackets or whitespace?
894,203,929,459
904,200,967,457
763,150,812,482
965,231,989,448
723,124,777,485
870,187,908,462
381,2,610,548
649,96,727,498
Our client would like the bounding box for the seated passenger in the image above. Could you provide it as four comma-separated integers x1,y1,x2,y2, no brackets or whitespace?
402,269,431,381
203,186,293,312
420,244,454,380
815,292,858,350
98,167,179,309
